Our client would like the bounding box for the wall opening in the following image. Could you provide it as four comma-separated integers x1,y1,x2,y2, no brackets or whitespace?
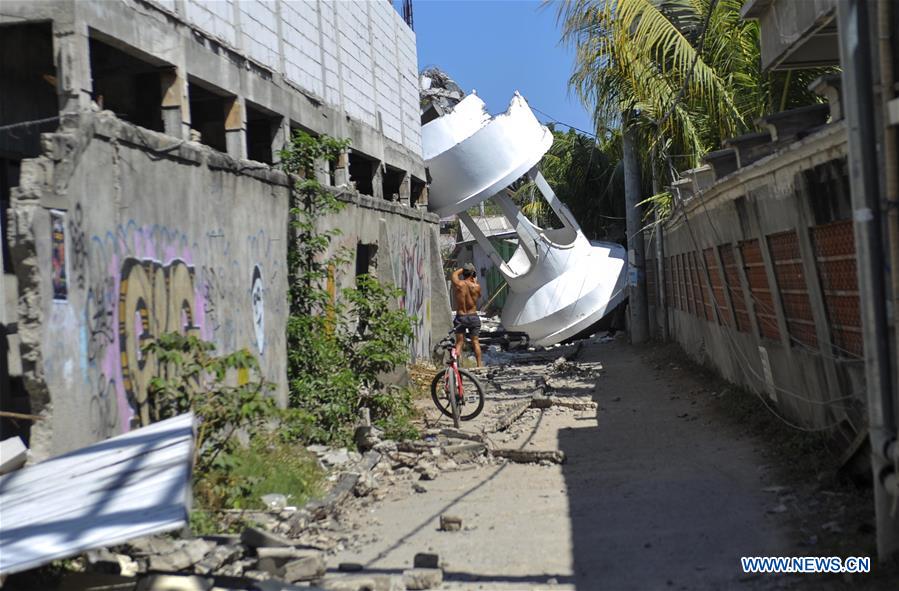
356,242,378,278
246,101,281,165
349,150,377,196
89,33,166,132
188,78,230,153
410,176,426,207
804,159,851,224
382,165,404,201
0,22,58,160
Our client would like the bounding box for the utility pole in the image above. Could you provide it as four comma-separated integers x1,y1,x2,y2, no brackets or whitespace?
622,116,649,343
837,0,899,560
652,160,668,341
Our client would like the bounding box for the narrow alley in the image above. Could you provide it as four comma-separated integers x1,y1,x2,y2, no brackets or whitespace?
322,337,882,590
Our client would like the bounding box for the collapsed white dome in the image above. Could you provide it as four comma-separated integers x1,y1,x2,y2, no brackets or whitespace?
422,92,627,346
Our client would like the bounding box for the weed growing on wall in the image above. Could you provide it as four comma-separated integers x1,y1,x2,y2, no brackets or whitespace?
281,131,417,444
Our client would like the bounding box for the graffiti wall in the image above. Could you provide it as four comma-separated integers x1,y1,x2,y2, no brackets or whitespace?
319,192,452,361
9,113,289,457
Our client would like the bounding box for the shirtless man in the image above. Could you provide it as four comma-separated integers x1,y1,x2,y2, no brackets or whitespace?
451,263,483,367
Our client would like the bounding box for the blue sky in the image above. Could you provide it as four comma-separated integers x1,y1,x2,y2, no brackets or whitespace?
412,0,595,134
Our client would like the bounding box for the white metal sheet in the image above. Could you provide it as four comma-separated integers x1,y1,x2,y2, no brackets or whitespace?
0,413,195,575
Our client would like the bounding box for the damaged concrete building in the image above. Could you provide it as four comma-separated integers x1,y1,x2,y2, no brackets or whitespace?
0,0,452,458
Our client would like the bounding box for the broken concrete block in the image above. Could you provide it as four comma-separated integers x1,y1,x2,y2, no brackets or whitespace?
241,526,292,548
413,553,439,569
439,515,462,532
192,544,242,575
282,551,326,583
256,547,320,575
0,436,27,475
403,568,443,590
135,574,213,591
85,548,122,574
146,539,214,573
415,463,439,481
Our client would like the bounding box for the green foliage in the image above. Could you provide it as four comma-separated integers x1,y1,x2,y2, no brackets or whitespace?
557,0,835,219
281,131,416,445
370,387,420,441
511,127,626,241
145,332,276,474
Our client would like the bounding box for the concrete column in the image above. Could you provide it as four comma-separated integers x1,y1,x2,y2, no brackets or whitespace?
272,119,290,165
333,151,350,186
398,172,411,207
160,68,186,139
52,19,92,113
372,163,384,200
224,96,246,160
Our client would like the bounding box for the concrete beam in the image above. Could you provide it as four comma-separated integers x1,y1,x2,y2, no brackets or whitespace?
224,96,246,160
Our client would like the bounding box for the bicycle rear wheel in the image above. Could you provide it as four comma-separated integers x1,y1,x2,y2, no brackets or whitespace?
430,368,486,421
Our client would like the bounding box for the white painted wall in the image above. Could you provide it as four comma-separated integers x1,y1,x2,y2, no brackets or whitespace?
163,0,422,157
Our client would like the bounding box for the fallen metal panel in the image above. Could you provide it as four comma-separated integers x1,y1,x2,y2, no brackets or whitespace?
0,413,195,575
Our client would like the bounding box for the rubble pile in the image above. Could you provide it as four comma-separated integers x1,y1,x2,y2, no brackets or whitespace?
419,68,464,118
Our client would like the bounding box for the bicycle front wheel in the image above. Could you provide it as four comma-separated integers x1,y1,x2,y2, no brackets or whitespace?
430,368,486,422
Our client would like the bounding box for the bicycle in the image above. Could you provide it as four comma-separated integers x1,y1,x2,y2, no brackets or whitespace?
430,333,485,428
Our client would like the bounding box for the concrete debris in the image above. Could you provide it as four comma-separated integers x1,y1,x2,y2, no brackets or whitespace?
419,67,465,117
403,567,443,590
413,553,440,569
412,483,428,494
492,449,567,464
415,463,439,481
282,551,327,582
241,526,294,549
0,436,27,475
439,515,462,532
338,562,365,572
135,574,213,591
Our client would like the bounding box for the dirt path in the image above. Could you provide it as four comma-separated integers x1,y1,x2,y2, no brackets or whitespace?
328,337,812,590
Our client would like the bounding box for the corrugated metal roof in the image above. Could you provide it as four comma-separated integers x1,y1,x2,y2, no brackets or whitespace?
0,413,195,575
457,216,517,244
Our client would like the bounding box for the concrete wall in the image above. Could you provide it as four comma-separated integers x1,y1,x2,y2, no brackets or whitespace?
320,192,453,361
8,112,290,458
0,0,424,179
647,121,867,453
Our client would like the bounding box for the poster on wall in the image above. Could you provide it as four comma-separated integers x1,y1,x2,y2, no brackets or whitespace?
50,208,68,301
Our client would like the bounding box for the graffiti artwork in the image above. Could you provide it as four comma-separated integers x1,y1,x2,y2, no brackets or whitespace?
69,204,88,290
251,265,265,355
50,209,68,301
118,258,198,427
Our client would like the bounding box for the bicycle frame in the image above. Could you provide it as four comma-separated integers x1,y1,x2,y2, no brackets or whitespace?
444,346,464,402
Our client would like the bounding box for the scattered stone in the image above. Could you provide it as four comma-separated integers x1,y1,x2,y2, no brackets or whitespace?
85,548,122,574
413,553,439,569
767,503,788,514
488,397,537,433
439,514,462,532
257,547,320,576
147,540,214,572
193,544,242,575
413,483,428,494
243,569,273,581
403,567,443,590
136,574,213,591
547,577,559,585
436,456,458,471
416,463,439,481
282,551,327,583
241,526,293,548
321,448,352,467
442,442,487,462
354,473,377,497
339,562,365,572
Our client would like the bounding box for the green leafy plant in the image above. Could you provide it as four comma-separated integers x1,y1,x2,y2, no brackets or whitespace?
281,131,416,445
145,332,276,473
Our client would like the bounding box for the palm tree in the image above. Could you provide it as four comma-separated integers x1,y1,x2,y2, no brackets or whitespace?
557,0,827,177
511,127,626,241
